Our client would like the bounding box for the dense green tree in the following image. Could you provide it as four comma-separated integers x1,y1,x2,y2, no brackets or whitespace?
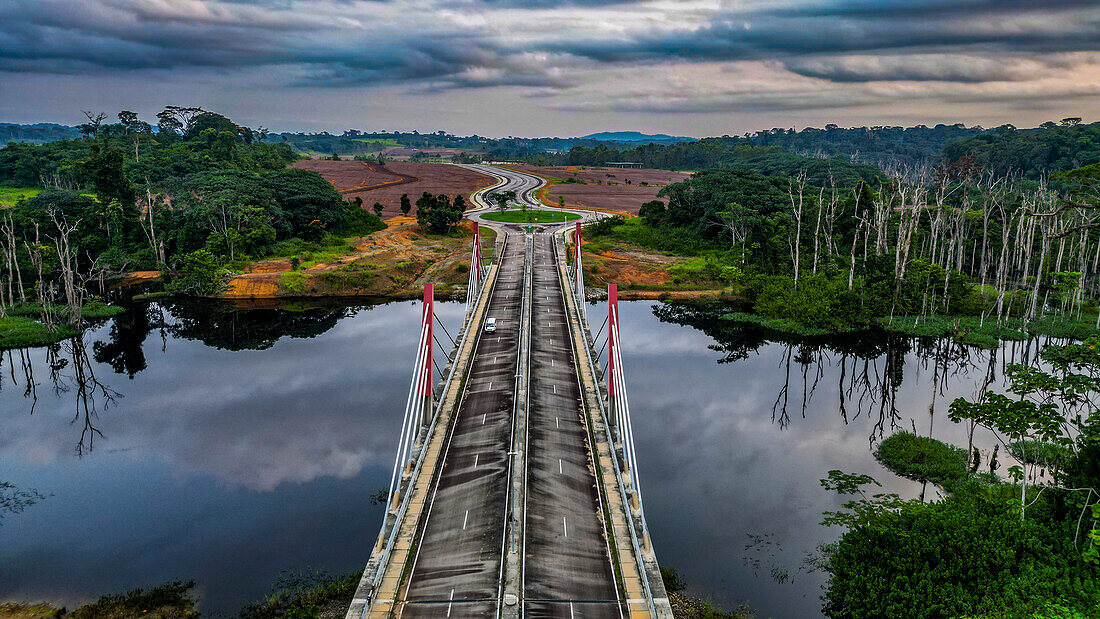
167,249,227,295
943,121,1100,178
822,481,1100,618
82,143,135,209
415,192,463,234
264,167,347,238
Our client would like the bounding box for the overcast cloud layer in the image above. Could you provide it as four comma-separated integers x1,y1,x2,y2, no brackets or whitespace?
2,0,1100,135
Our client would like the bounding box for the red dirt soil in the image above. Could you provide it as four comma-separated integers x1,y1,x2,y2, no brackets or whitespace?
514,165,690,215
293,160,495,219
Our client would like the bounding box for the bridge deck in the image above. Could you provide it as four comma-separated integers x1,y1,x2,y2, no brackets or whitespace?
353,162,671,618
400,237,525,616
524,233,622,617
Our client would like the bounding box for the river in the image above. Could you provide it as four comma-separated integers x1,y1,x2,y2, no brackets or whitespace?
0,299,1048,617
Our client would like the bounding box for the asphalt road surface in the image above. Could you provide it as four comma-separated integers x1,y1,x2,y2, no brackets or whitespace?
523,233,622,618
400,227,621,618
401,238,525,617
463,163,545,207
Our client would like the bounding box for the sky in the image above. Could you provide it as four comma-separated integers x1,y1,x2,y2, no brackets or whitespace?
2,0,1100,137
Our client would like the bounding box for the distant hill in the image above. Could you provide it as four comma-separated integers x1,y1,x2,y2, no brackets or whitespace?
580,131,695,144
0,123,81,146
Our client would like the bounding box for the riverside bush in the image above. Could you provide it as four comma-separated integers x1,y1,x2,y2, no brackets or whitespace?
874,431,968,488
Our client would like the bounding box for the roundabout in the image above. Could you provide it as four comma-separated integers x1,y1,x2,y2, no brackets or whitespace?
479,209,581,224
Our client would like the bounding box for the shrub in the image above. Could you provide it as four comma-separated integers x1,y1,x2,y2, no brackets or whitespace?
874,431,969,488
750,273,870,332
337,202,386,236
824,489,1100,618
585,215,626,237
280,271,307,294
238,570,359,619
168,249,227,296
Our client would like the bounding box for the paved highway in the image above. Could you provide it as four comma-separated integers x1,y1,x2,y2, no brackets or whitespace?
401,237,524,617
351,163,670,618
397,165,623,616
523,233,622,618
462,163,545,207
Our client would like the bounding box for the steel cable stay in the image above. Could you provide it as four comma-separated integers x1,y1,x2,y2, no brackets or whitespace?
592,314,608,346
606,284,650,538
382,318,431,537
572,222,587,319
611,321,644,520
434,315,456,346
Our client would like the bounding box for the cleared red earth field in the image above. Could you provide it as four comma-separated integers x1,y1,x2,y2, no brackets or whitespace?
513,165,690,214
294,160,495,219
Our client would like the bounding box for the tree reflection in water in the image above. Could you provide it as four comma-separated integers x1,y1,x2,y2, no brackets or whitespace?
652,301,1069,445
1,298,362,455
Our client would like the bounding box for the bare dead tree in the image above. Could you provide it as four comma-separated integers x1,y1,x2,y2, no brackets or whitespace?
788,171,808,288
49,211,84,325
78,110,108,139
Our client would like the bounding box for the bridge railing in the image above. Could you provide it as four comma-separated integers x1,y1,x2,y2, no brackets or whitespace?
560,226,662,617
357,226,501,616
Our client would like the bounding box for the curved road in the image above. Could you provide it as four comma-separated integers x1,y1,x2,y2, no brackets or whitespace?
458,163,605,231
461,163,545,208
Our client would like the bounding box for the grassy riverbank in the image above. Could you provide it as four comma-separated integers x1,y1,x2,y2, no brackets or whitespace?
221,216,492,300
0,301,123,349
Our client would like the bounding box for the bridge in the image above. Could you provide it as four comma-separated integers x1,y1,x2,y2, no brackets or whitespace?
345,166,672,618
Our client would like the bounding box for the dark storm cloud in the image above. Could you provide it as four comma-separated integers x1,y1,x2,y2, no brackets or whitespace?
447,0,630,5
771,0,1100,19
555,2,1100,65
781,55,1078,84
0,0,575,89
1,0,1099,94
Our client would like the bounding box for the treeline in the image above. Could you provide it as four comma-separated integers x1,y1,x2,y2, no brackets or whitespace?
943,118,1100,178
560,143,883,185
554,124,984,170
594,156,1100,333
0,123,82,146
267,129,684,161
548,119,1097,178
0,106,382,329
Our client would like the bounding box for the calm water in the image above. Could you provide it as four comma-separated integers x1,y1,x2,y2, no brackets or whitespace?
0,299,1048,617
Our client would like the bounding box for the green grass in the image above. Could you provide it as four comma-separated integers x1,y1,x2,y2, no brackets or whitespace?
481,209,580,223
352,138,399,146
722,312,855,336
875,431,969,488
1,301,122,349
878,315,1098,348
8,300,122,320
0,187,41,207
237,570,360,619
280,271,307,294
270,235,357,269
0,316,80,349
66,581,198,619
82,300,125,319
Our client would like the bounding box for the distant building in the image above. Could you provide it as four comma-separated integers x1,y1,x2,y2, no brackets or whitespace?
604,161,643,168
